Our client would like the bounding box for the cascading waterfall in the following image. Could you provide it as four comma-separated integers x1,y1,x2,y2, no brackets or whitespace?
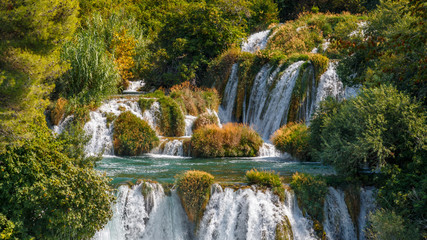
323,187,357,240
358,188,376,240
93,181,192,240
184,115,198,136
218,64,239,124
258,143,284,158
123,80,145,94
52,114,74,135
151,138,186,156
241,30,271,53
198,184,286,240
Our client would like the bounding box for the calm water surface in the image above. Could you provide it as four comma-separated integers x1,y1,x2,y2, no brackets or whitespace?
97,154,335,185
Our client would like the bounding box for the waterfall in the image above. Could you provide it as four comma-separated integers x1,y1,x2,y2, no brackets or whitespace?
323,187,357,240
185,115,197,136
52,114,74,135
358,188,376,240
151,138,186,157
218,64,239,124
258,143,284,158
123,80,145,94
247,61,304,140
93,182,192,240
241,30,271,53
197,184,284,240
283,191,317,240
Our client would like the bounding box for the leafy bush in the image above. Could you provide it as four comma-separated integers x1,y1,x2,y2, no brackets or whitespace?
191,123,263,157
192,112,219,131
113,111,159,156
271,122,311,161
290,172,328,222
246,169,285,200
366,209,420,240
176,170,214,223
0,123,114,239
314,85,426,176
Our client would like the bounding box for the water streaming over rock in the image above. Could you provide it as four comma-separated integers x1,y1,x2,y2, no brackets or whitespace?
358,188,376,240
218,64,239,124
123,80,145,94
323,187,358,240
241,30,271,53
258,143,284,158
185,115,197,136
52,114,74,135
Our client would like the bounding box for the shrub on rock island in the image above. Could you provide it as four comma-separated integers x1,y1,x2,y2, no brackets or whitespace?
192,112,219,131
271,122,311,161
246,169,285,201
175,170,214,223
113,111,159,156
191,123,263,157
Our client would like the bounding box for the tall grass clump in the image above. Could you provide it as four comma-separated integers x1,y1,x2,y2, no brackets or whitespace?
113,111,159,156
271,122,311,161
176,170,214,223
57,28,119,105
191,123,263,157
246,169,285,201
169,81,220,116
49,98,68,125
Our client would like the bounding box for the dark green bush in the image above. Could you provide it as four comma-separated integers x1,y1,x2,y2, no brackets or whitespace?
113,111,159,156
157,96,185,137
366,209,420,240
191,123,263,158
290,172,328,222
176,170,214,223
271,122,311,161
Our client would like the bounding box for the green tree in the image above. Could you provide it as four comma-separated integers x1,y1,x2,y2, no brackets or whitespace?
0,121,114,239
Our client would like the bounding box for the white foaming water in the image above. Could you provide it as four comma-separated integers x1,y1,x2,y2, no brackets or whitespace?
151,139,185,156
184,115,197,136
52,114,74,135
283,190,317,240
93,182,192,240
358,188,376,240
218,64,239,124
323,187,357,240
247,61,304,140
241,30,271,53
258,143,284,158
123,80,145,93
84,98,160,156
197,184,284,240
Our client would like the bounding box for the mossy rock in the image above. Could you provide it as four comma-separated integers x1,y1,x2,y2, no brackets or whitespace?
50,98,68,125
138,98,156,112
275,215,293,240
246,169,285,201
113,111,159,156
176,170,214,224
157,96,185,137
344,184,361,237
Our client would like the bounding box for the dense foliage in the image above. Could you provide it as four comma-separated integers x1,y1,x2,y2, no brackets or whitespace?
336,0,426,104
113,111,159,156
192,112,220,131
191,123,263,157
0,123,114,239
176,170,214,223
272,122,311,161
366,209,420,240
290,172,328,224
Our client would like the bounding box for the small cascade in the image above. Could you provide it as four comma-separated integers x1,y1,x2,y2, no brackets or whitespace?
197,184,284,240
52,114,74,135
123,80,145,94
93,182,192,240
283,191,317,240
241,30,271,53
151,139,185,156
358,188,376,240
323,187,357,240
218,63,239,124
184,115,197,136
258,143,284,158
84,98,160,156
